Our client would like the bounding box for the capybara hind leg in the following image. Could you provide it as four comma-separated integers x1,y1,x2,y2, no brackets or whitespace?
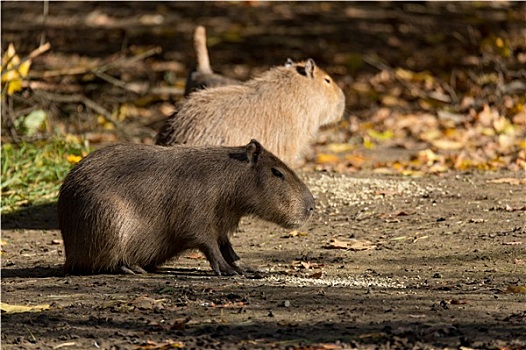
201,242,240,276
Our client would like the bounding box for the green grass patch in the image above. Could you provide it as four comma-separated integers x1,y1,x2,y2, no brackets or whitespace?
1,137,90,213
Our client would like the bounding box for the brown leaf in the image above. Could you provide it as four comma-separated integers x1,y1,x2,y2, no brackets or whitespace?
344,154,367,168
169,316,191,330
185,252,205,259
130,296,165,310
316,153,341,165
308,271,324,279
506,285,526,294
324,238,349,249
324,238,376,251
450,299,469,305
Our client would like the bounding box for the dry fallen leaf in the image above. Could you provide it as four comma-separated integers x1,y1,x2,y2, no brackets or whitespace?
308,271,324,279
316,153,342,165
138,339,185,349
0,302,50,314
324,238,376,251
170,316,191,330
502,241,523,246
284,230,308,238
506,285,526,294
326,143,355,153
185,252,205,259
130,296,165,310
291,261,324,270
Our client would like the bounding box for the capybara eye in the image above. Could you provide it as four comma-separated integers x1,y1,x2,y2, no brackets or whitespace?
324,77,331,84
272,167,284,179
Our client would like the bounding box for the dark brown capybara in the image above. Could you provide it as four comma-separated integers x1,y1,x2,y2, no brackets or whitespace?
184,25,240,97
58,140,314,276
157,58,346,166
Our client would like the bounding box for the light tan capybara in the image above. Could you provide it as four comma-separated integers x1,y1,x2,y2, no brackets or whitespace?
184,25,240,96
58,140,314,276
157,58,346,166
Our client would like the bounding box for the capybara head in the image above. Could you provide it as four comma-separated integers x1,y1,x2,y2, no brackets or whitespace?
283,58,346,126
241,139,315,228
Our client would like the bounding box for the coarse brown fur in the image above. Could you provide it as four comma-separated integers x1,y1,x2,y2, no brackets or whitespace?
157,58,346,166
184,25,240,96
58,140,314,276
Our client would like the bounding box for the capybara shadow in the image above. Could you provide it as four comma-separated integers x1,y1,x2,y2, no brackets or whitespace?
2,202,58,230
1,265,64,278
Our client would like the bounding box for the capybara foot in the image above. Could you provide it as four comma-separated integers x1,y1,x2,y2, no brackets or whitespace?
120,265,148,274
233,260,261,273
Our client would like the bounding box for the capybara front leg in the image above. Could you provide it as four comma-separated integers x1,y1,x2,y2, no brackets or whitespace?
200,242,240,276
220,239,260,273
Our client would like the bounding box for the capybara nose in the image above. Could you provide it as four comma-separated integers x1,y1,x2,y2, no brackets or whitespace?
305,195,315,217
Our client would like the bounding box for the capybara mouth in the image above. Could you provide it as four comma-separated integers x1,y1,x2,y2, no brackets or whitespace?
283,215,312,230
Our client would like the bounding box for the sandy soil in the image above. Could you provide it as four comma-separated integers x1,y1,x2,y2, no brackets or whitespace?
2,171,525,350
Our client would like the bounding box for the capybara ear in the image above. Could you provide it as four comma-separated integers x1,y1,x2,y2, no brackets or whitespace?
284,58,294,67
304,59,316,78
246,139,262,164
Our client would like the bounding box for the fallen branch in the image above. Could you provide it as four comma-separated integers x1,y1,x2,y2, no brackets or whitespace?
34,46,162,78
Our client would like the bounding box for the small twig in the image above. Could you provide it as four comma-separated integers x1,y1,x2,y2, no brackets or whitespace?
40,0,49,46
362,55,391,72
37,46,162,78
93,46,162,73
93,71,184,96
93,71,147,94
23,325,37,343
1,42,51,78
23,80,83,93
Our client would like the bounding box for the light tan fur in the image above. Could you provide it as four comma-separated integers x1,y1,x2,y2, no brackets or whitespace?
158,59,346,166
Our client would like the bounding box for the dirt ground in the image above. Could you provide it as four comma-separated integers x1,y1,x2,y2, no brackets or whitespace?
2,171,525,349
2,2,526,349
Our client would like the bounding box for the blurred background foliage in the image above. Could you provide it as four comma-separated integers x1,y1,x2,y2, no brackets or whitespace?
1,1,525,211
